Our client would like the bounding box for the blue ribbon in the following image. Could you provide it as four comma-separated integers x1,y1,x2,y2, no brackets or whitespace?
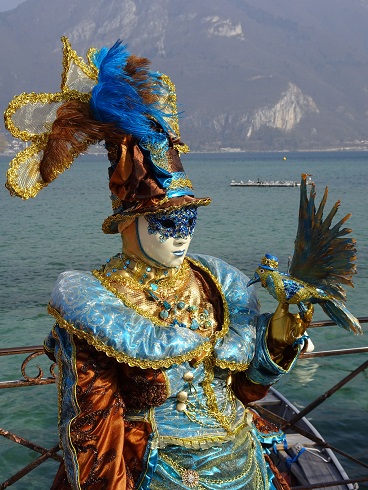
292,334,310,348
286,447,306,469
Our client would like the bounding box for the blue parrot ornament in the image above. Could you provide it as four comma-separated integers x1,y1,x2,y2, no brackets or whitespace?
247,174,362,335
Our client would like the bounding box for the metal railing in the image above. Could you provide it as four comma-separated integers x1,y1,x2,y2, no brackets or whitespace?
1,317,368,489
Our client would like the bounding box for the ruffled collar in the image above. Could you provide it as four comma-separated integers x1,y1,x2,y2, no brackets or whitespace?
49,255,259,370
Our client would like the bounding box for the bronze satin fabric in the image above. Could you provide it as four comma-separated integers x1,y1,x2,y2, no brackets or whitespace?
51,341,135,489
50,340,169,489
109,137,167,203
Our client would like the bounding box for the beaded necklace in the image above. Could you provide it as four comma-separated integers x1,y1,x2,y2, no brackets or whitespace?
101,253,217,335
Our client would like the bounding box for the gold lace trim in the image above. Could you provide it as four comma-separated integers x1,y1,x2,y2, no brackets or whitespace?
48,305,213,369
214,358,250,372
60,36,98,89
5,91,91,142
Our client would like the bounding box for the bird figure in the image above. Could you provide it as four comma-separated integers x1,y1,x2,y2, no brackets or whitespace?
247,174,362,334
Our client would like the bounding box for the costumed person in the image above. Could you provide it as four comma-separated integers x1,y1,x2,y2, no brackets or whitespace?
4,38,313,490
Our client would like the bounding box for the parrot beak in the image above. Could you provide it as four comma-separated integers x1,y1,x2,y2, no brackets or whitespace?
247,273,260,287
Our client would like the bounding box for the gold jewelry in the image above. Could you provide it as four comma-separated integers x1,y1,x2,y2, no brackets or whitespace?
97,254,217,335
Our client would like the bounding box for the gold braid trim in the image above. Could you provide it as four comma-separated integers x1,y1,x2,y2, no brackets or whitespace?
153,419,250,451
168,177,194,190
60,36,98,89
48,304,213,369
186,256,230,342
4,91,91,142
214,358,250,372
200,357,233,434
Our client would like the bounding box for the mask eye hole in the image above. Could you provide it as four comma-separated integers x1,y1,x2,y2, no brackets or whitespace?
160,218,175,229
259,268,264,274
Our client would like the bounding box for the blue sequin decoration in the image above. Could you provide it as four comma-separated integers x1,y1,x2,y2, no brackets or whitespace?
145,207,197,242
283,279,303,300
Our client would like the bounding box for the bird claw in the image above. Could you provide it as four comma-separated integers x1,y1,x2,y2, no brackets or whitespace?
298,302,314,327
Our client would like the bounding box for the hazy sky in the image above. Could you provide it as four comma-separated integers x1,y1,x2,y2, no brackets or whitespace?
0,0,27,12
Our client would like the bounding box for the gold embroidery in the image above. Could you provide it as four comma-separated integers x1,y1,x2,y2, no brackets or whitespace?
96,257,217,337
111,197,123,211
198,358,236,433
158,74,181,144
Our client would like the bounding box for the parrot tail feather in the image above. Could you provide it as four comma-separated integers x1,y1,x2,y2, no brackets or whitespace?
321,299,363,335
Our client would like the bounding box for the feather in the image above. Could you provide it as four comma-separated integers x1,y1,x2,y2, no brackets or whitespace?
90,40,175,143
39,100,123,183
321,299,361,334
289,174,357,301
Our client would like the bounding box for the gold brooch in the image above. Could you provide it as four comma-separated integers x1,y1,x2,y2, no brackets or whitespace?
182,469,200,488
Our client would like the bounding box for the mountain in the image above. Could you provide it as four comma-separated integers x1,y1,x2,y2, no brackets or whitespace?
1,0,368,151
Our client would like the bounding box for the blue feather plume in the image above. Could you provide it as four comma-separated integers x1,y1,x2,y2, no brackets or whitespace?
90,40,174,143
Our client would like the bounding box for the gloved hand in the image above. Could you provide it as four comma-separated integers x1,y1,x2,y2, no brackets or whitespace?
267,302,314,364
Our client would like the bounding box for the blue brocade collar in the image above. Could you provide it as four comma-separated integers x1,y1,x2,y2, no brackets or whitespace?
48,255,260,370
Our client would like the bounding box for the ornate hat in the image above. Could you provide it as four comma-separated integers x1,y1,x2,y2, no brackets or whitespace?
259,254,279,270
4,38,211,233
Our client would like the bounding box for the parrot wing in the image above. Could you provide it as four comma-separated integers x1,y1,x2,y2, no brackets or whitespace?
288,174,357,301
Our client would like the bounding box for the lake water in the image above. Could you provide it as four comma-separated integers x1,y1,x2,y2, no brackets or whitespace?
1,151,368,487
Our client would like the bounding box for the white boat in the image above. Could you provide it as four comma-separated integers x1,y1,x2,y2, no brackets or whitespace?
230,176,314,187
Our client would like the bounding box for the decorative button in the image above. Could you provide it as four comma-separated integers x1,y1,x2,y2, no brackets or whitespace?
183,371,194,382
182,469,200,488
177,301,186,310
177,391,188,402
176,402,187,412
159,310,169,320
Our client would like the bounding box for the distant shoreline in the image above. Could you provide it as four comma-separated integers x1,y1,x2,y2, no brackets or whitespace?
2,147,368,158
